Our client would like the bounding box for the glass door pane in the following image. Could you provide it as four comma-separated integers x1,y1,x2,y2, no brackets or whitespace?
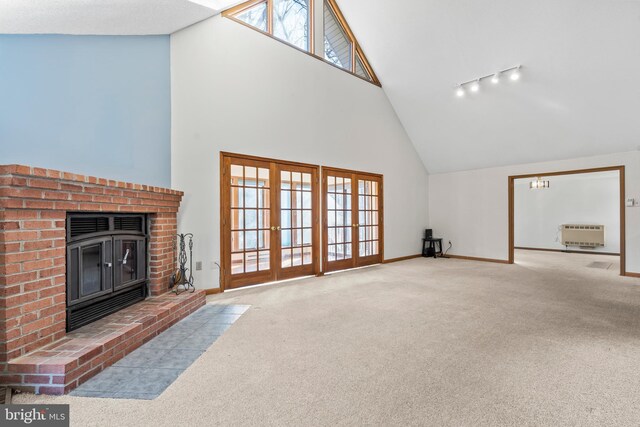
223,154,319,289
326,175,353,262
323,168,383,273
323,170,356,272
280,169,314,269
276,164,318,280
114,237,146,290
230,163,272,276
81,244,103,297
357,178,381,259
77,237,112,300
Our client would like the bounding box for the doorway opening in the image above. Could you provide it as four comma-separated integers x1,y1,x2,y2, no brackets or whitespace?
508,166,625,276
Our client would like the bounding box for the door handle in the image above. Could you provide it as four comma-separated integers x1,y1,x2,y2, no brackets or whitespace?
104,262,113,268
277,226,281,231
271,226,277,231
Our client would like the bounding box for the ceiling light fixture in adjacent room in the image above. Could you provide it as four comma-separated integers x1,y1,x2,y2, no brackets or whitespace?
470,80,480,92
456,86,465,97
491,73,500,84
530,177,550,189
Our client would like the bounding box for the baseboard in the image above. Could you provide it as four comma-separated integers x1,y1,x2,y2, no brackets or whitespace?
515,246,620,257
383,254,422,264
205,288,223,295
446,254,510,264
625,272,640,278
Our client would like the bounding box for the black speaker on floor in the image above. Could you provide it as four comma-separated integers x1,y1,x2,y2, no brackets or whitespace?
424,229,433,240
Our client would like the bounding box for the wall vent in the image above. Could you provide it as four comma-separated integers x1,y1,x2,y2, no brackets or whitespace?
561,224,605,248
114,216,143,232
69,217,109,238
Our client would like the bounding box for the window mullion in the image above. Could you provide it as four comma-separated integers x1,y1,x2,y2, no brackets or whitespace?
267,0,274,34
308,0,315,54
350,40,356,73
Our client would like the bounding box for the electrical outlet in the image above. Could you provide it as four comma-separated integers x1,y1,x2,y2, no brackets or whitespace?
195,261,202,271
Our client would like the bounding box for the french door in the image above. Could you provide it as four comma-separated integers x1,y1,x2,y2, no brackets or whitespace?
221,153,320,289
322,168,383,273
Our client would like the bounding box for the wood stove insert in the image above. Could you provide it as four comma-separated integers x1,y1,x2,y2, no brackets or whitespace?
66,214,148,331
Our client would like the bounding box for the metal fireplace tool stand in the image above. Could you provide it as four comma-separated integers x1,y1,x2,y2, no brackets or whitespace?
170,233,196,295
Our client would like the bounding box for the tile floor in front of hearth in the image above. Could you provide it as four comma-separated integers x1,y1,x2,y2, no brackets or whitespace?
70,304,250,400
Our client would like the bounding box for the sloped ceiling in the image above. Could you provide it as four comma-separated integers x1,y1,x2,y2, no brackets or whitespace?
337,0,640,174
0,0,240,35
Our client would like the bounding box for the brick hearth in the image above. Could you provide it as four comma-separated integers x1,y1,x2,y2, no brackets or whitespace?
0,164,205,394
7,291,204,395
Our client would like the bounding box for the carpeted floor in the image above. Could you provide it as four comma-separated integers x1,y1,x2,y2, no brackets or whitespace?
15,250,640,426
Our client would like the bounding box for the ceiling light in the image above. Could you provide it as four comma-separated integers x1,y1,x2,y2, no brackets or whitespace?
454,65,521,98
510,66,521,81
530,177,550,189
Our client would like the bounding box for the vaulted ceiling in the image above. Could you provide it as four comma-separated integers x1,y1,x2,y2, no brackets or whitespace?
0,0,239,35
337,0,640,173
2,1,639,174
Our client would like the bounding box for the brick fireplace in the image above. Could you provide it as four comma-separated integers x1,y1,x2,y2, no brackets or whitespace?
0,165,205,394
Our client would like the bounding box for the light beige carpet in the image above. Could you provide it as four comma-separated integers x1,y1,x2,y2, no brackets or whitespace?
15,250,640,426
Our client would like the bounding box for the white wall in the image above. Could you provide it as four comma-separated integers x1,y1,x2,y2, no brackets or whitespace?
514,172,620,253
171,16,429,291
428,151,640,273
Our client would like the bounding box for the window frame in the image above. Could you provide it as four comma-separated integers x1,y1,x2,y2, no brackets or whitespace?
224,0,315,55
223,0,380,87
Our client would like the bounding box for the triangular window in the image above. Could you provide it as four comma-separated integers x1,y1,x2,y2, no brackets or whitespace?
235,1,268,32
273,0,311,51
324,2,351,70
354,53,372,81
224,0,379,85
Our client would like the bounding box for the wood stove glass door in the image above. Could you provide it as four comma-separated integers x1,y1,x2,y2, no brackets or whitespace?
67,237,113,306
114,236,146,290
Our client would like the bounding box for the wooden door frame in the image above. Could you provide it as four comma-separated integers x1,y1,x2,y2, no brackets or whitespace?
321,166,384,273
508,165,626,276
220,152,321,291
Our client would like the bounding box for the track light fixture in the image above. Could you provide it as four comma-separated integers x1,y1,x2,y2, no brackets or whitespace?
510,66,521,81
455,65,522,98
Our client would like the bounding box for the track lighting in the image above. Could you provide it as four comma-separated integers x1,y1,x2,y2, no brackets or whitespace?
510,66,521,81
454,65,522,98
